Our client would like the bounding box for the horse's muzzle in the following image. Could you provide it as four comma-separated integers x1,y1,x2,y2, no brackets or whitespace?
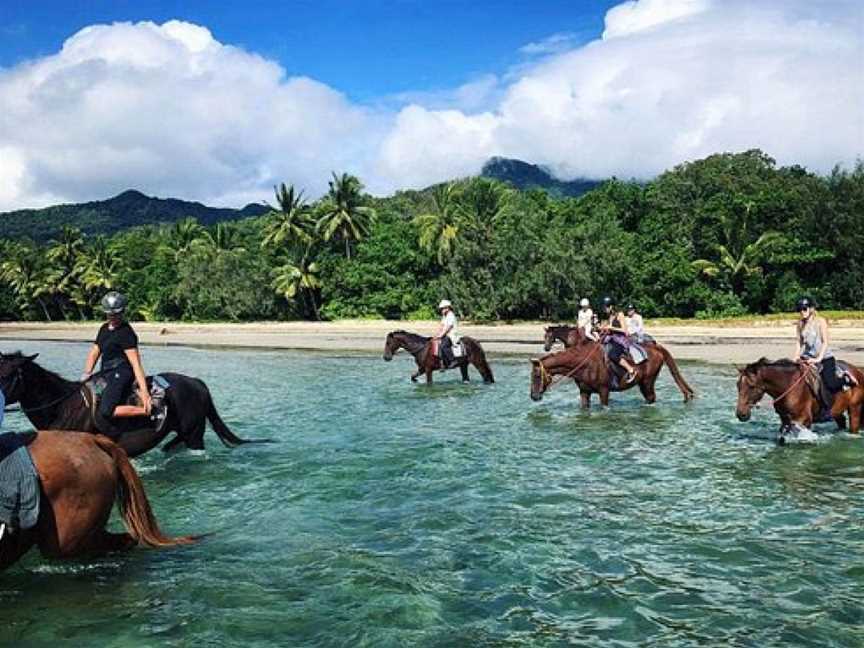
383,354,392,362
736,409,751,422
530,391,543,402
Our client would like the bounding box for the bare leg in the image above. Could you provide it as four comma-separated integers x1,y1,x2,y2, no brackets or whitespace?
114,405,147,418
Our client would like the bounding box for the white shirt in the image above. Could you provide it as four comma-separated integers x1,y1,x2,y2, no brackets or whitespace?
441,310,458,342
626,313,644,337
577,307,593,330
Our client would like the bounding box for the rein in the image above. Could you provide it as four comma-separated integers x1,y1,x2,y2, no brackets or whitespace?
770,364,814,405
2,367,111,415
541,342,604,390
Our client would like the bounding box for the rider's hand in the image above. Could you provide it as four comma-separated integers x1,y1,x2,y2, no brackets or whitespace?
141,393,152,414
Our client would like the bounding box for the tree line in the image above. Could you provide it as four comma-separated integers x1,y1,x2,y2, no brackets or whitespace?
1,150,863,322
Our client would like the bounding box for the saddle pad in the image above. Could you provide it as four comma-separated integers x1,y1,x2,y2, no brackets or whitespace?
452,342,464,358
0,433,40,530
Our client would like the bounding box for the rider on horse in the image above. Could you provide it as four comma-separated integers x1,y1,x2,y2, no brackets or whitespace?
600,297,637,383
435,299,459,369
794,297,852,399
81,291,152,428
577,298,599,341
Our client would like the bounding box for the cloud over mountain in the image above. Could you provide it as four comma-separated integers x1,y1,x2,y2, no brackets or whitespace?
0,0,860,210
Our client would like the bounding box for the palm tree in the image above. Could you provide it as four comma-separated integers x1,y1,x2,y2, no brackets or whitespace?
262,183,314,252
75,236,126,313
195,222,247,256
456,177,514,231
691,200,786,292
0,243,52,320
272,254,322,320
46,225,86,318
414,182,462,265
316,172,376,259
162,217,205,259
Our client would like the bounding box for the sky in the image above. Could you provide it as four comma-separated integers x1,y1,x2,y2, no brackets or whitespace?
0,0,861,210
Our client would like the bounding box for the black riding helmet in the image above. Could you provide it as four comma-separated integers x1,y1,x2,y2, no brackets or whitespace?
602,296,615,310
101,291,128,315
625,303,636,313
795,297,814,312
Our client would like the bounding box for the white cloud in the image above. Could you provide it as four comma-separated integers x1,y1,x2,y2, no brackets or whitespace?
0,2,861,210
519,33,579,56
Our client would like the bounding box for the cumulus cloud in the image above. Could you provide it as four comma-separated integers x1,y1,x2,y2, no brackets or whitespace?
0,1,861,209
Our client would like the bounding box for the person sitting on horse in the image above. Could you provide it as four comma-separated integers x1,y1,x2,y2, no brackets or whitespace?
793,297,850,395
577,298,599,341
600,297,637,383
624,303,646,343
82,291,151,427
435,299,459,369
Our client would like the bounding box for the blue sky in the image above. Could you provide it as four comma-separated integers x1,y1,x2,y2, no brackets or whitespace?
0,0,859,209
0,0,619,102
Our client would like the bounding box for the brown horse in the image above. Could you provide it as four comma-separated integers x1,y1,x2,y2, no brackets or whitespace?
735,358,864,441
543,325,585,351
530,339,695,407
383,330,495,384
1,430,195,572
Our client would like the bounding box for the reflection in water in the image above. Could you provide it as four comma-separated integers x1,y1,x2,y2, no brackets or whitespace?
0,342,863,646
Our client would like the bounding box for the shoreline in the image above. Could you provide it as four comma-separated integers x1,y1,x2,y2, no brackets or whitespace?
3,320,864,365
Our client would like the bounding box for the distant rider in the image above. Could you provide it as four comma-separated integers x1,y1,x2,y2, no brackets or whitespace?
435,299,459,368
82,291,151,427
577,298,598,341
600,297,637,383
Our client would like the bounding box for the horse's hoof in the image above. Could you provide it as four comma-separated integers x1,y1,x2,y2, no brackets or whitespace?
777,435,787,446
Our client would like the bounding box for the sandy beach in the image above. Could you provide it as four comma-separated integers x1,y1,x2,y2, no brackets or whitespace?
3,319,864,365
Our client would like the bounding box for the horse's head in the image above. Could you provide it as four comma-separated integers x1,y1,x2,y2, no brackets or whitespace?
530,358,551,401
735,362,766,421
0,352,39,404
383,332,397,361
543,327,556,352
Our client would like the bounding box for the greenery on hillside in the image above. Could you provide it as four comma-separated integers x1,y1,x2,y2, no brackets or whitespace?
0,189,269,241
481,157,602,197
1,150,862,322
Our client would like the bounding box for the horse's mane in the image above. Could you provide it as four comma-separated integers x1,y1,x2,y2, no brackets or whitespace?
545,324,576,332
391,330,431,343
744,357,799,373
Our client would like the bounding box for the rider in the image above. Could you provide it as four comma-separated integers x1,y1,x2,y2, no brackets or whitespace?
624,303,646,343
577,298,598,341
435,299,458,368
82,291,151,427
600,297,637,383
793,296,847,395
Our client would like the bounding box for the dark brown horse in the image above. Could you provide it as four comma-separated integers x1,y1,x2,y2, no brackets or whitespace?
735,358,864,440
543,325,587,351
383,330,494,384
530,339,695,407
1,430,195,572
0,352,271,458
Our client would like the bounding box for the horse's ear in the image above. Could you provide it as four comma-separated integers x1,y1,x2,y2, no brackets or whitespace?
530,358,540,365
26,353,39,363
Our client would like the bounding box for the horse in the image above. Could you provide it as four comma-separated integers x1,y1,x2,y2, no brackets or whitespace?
530,338,695,407
382,330,495,384
543,324,587,351
1,430,195,572
0,352,271,458
735,358,864,440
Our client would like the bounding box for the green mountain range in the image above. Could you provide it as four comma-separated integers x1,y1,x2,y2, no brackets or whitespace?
0,158,598,241
0,189,269,241
480,157,602,197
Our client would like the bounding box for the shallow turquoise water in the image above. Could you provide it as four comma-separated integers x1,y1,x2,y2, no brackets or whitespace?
2,341,864,646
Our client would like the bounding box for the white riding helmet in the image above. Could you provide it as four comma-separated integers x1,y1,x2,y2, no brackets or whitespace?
580,298,590,307
438,299,452,310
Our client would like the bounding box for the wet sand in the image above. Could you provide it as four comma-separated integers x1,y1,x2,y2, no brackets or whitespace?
3,320,864,365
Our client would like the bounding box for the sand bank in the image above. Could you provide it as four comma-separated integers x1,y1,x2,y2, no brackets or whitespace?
3,320,864,365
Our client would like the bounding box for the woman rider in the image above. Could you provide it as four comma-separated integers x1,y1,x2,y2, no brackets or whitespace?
435,299,458,368
81,291,151,427
600,297,637,383
793,296,845,395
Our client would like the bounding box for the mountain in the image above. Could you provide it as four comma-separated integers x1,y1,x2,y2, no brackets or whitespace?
0,190,270,241
480,157,603,197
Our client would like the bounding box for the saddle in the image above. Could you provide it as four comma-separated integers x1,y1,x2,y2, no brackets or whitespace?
83,374,171,437
0,432,39,532
804,361,856,421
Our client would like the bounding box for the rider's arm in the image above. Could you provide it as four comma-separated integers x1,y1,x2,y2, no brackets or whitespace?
124,348,151,412
82,344,101,379
793,323,802,361
813,318,830,363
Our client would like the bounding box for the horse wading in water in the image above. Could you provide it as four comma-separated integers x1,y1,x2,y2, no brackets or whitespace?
735,358,864,440
383,331,494,384
0,352,271,458
530,338,694,406
0,430,195,571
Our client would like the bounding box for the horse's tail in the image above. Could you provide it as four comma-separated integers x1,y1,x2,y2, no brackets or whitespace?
657,344,695,401
205,388,274,447
466,337,495,383
93,435,197,547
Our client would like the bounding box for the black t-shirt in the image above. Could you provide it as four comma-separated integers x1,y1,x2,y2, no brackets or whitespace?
95,322,138,370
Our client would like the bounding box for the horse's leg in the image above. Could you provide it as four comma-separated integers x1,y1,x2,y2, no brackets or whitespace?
847,402,860,433
425,367,433,385
580,388,591,410
0,529,37,571
162,434,185,453
638,377,657,404
410,369,421,383
599,388,610,407
459,362,469,383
